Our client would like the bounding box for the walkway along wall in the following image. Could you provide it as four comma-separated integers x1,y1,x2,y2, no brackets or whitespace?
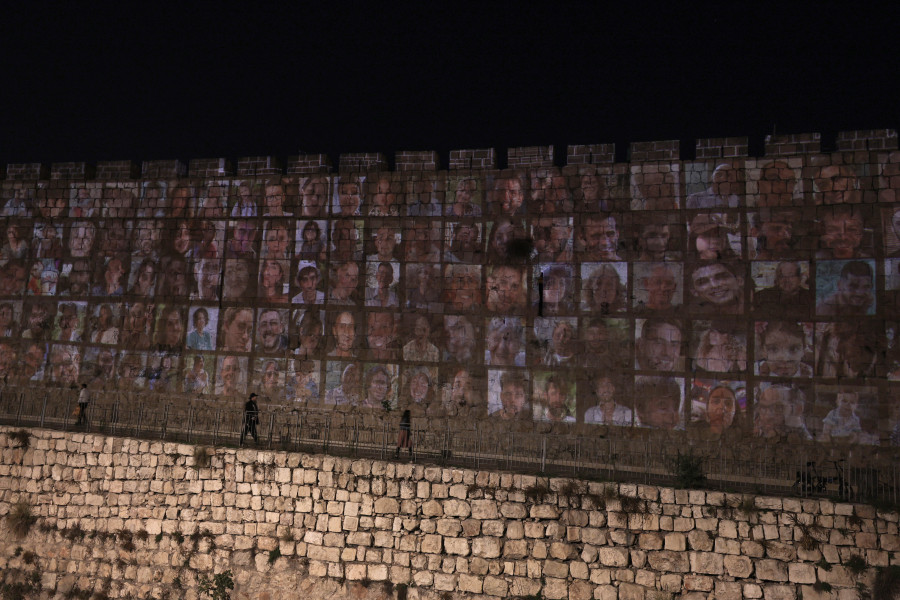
2,426,899,599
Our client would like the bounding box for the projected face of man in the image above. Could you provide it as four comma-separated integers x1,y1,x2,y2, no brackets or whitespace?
68,223,95,258
638,322,681,371
297,267,319,301
374,227,396,259
333,312,355,355
223,309,253,352
643,266,676,310
821,212,863,259
582,216,619,259
332,263,358,301
301,177,328,217
495,178,523,215
774,262,802,295
265,226,290,258
366,312,395,353
453,179,476,214
258,310,284,351
836,272,873,310
488,266,524,312
220,356,239,394
690,264,741,307
223,260,250,298
445,316,475,361
338,182,361,216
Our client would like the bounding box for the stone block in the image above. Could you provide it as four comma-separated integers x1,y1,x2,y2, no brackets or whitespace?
762,584,796,600
444,537,469,556
599,547,630,567
458,573,483,593
543,577,569,600
543,560,569,578
473,536,502,558
724,554,753,578
618,582,646,600
684,574,714,591
373,497,399,514
756,559,789,582
647,550,690,572
689,551,724,575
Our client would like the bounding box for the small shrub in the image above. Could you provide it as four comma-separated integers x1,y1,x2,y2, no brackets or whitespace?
559,481,583,504
22,551,35,564
279,530,294,542
619,495,645,514
845,554,868,575
198,570,234,600
601,484,620,501
669,449,706,489
192,446,211,469
524,482,550,504
268,547,281,563
8,430,30,449
359,578,372,589
173,531,184,544
13,546,22,556
154,533,163,543
813,581,833,593
135,529,148,542
117,530,135,552
849,513,864,529
737,496,759,517
7,501,37,539
816,558,833,572
584,493,605,510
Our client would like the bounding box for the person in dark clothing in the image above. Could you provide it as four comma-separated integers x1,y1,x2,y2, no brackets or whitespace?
395,409,412,458
76,383,90,427
241,393,260,445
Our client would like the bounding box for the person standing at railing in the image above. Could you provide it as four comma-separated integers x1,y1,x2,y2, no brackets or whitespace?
394,409,412,459
241,392,260,446
76,383,90,427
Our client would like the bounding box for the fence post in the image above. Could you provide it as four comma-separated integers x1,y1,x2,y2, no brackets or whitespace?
540,436,546,473
187,407,195,444
15,391,25,425
63,393,72,431
39,393,47,429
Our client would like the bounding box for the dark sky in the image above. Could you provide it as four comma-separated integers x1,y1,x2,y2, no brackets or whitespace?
2,3,898,168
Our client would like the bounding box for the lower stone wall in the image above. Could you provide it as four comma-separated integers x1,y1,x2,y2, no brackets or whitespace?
0,426,898,600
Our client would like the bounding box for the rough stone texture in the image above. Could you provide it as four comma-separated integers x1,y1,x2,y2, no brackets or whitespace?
0,427,895,600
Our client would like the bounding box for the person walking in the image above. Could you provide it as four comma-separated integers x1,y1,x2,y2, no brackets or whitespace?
76,383,90,427
241,392,260,445
394,409,412,459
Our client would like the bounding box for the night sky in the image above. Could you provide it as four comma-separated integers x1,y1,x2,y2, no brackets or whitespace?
2,3,898,168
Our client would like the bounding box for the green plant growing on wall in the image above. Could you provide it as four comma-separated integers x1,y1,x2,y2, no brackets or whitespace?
268,547,281,564
845,554,868,575
198,570,234,600
524,482,550,504
668,449,706,489
8,430,30,449
619,495,645,514
192,446,211,469
7,501,37,539
737,496,760,518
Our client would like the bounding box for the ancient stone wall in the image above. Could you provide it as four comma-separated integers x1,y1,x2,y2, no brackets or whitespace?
1,426,898,599
2,131,900,453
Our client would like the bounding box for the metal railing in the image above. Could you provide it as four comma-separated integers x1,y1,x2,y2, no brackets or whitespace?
2,385,899,506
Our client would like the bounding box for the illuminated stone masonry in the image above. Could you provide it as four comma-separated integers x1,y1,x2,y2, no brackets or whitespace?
2,130,900,447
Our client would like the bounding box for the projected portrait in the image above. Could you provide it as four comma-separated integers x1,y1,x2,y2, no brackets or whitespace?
260,219,292,260
121,301,152,351
814,205,872,260
222,258,255,300
183,354,211,395
31,221,61,260
328,261,360,305
752,383,813,440
334,175,364,217
633,262,680,313
687,212,740,261
263,183,291,217
691,321,747,375
750,261,811,318
20,340,47,383
368,175,400,217
532,372,575,423
445,176,482,218
254,358,285,402
116,351,146,391
535,264,576,316
151,305,185,351
634,376,683,430
255,307,288,354
292,309,323,359
816,321,881,379
186,306,218,351
404,263,441,310
130,219,161,263
91,256,129,297
327,310,358,359
485,217,528,264
487,369,530,420
67,221,96,259
217,306,254,353
0,260,27,296
138,181,167,218
686,162,743,209
157,254,192,298
291,261,324,305
484,316,525,367
2,187,33,218
296,220,327,262
81,347,116,390
26,259,59,297
816,260,876,317
813,386,877,445
36,186,66,219
442,315,478,364
324,361,361,405
299,176,329,219
635,318,684,372
226,220,259,260
215,355,247,397
439,366,485,417
442,264,479,313
406,175,442,217
687,262,745,315
49,302,81,344
488,173,526,217
749,208,803,261
444,221,483,264
580,317,630,370
811,164,863,206
365,311,398,361
534,317,578,367
331,219,363,262
365,262,399,308
631,163,679,211
198,183,227,218
191,257,220,301
688,379,744,436
20,300,54,341
288,357,320,404
630,215,682,262
486,265,526,313
87,303,121,345
228,181,265,219
577,213,624,262
168,184,194,219
581,262,627,315
747,159,801,207
399,365,438,413
48,344,80,388
258,258,290,304
402,220,441,263
754,321,812,378
401,314,439,363
583,374,632,427
0,301,20,338
102,185,137,219
532,217,572,264
530,169,573,215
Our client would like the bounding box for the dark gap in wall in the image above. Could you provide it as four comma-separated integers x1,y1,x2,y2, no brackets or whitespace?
747,136,766,158
614,140,630,164
820,131,837,153
553,143,566,168
496,147,508,171
680,139,696,162
438,149,450,173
